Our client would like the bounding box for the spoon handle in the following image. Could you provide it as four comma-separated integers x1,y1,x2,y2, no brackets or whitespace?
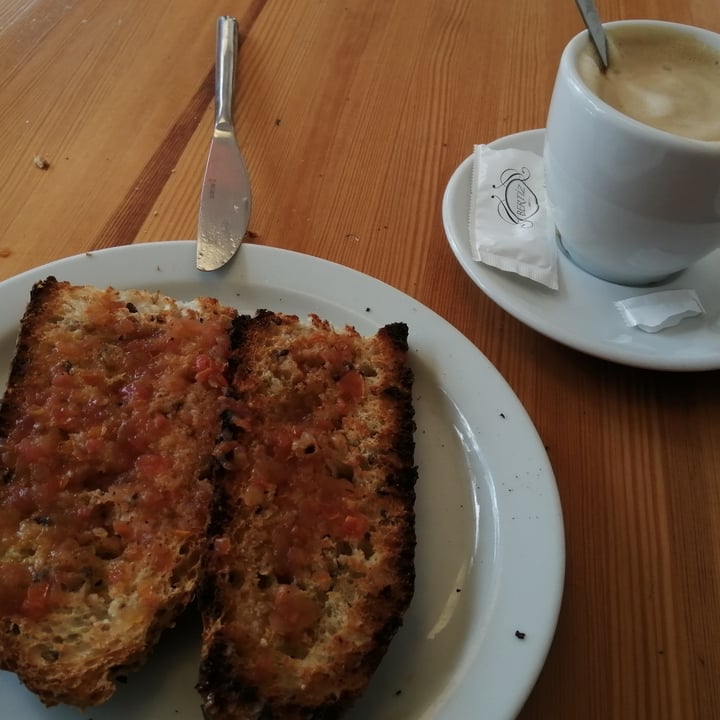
574,0,608,68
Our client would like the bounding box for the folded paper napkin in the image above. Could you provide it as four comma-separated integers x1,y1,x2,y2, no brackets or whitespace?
469,144,558,289
615,289,705,332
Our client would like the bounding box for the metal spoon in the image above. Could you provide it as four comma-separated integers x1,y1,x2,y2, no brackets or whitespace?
574,0,608,69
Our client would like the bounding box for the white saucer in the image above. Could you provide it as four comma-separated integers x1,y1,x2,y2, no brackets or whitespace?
442,128,720,371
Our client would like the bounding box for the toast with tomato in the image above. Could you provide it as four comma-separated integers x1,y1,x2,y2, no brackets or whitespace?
0,277,235,707
197,310,417,720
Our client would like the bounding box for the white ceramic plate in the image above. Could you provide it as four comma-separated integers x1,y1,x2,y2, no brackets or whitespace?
443,128,720,371
0,242,564,720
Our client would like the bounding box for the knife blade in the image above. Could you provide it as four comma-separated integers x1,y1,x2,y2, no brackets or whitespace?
196,16,252,271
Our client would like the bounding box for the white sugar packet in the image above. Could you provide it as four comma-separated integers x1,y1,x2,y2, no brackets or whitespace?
469,144,558,289
615,289,705,332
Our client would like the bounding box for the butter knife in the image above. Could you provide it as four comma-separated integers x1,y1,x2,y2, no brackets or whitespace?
196,16,252,271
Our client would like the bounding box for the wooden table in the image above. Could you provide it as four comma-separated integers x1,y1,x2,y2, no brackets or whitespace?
1,1,719,718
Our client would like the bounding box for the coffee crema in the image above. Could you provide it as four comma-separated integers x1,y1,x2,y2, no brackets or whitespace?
578,25,720,142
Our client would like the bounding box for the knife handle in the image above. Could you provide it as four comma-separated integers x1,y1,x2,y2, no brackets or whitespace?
215,16,238,131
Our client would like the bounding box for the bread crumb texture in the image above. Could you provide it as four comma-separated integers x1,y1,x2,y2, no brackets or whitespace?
198,311,417,720
0,278,235,707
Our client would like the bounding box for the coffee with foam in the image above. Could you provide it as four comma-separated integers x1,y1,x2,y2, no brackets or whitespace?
578,25,720,142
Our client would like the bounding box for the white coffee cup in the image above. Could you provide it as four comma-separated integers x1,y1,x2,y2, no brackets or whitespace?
544,20,720,286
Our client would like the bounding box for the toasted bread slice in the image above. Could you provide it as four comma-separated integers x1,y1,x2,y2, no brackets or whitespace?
0,277,236,708
198,310,417,720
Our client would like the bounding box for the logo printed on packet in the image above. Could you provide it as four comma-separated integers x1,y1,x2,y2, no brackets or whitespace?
491,167,539,228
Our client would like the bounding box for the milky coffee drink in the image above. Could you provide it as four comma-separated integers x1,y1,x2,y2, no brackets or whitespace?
578,25,720,142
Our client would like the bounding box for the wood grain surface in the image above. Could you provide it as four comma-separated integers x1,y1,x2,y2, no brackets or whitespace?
1,1,719,718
